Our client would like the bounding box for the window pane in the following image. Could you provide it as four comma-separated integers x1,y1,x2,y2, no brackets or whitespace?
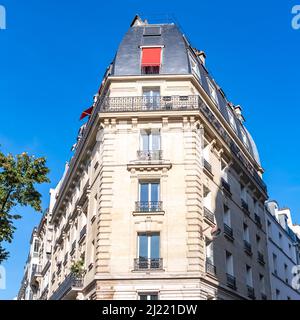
140,183,149,202
152,134,160,151
151,294,158,300
141,134,149,151
151,183,159,203
150,234,160,259
139,234,148,259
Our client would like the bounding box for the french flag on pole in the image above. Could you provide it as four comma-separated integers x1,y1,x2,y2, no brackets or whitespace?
80,106,94,120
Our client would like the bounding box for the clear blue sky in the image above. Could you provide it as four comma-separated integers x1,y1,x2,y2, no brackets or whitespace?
0,0,299,299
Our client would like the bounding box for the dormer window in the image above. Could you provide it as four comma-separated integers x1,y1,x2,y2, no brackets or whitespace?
241,130,249,148
141,47,162,75
228,110,237,132
207,78,219,106
189,55,201,80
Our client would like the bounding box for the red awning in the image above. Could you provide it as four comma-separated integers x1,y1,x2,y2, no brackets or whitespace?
141,48,161,67
80,106,93,120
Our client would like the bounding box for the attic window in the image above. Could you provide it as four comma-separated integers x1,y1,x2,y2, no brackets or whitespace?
207,78,219,106
189,55,201,81
228,111,237,132
143,26,162,36
241,130,249,149
141,47,161,75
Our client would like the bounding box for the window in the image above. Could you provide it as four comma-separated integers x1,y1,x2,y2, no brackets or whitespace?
223,205,231,227
137,233,160,269
267,221,272,238
243,224,250,242
246,265,253,287
225,251,234,276
203,186,212,211
259,274,266,294
138,181,160,211
207,78,218,105
284,264,288,283
140,130,161,152
141,47,161,74
33,240,40,253
279,233,283,248
142,87,160,109
189,55,201,80
228,110,237,132
256,235,262,251
275,289,280,300
241,129,249,148
205,239,214,265
139,293,159,300
273,253,278,275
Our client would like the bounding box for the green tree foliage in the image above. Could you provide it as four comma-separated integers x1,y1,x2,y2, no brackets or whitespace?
0,150,50,263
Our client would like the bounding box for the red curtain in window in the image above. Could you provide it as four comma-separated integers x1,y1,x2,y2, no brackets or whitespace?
141,48,162,66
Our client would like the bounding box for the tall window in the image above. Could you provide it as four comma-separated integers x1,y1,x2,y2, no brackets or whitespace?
259,274,266,294
139,181,160,211
256,235,262,251
189,55,201,80
207,78,218,105
276,289,280,300
273,253,278,275
205,239,214,265
243,224,250,242
246,265,253,287
284,264,288,283
203,186,212,211
241,130,249,149
225,251,234,276
137,233,160,269
33,240,40,253
141,47,161,74
223,205,231,227
140,130,161,152
228,110,237,132
142,87,160,109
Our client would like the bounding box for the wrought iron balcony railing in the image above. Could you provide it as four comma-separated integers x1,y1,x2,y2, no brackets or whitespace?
137,150,163,161
204,207,215,224
221,178,231,195
134,258,163,271
224,223,234,240
135,201,163,212
258,251,265,265
50,274,84,300
244,240,252,255
206,261,216,276
101,95,200,113
247,286,256,300
226,273,237,290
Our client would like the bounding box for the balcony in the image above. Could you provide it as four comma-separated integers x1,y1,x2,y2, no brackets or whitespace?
247,286,256,300
135,201,163,213
30,265,42,289
204,207,215,224
206,261,216,276
224,223,234,241
221,178,231,196
50,274,84,300
101,95,201,113
134,258,163,271
79,225,87,243
254,214,262,229
244,240,253,256
137,150,163,161
226,273,237,290
257,251,265,265
241,199,250,215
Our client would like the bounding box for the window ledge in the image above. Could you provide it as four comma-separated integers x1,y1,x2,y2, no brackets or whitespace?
127,162,172,172
133,211,165,217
